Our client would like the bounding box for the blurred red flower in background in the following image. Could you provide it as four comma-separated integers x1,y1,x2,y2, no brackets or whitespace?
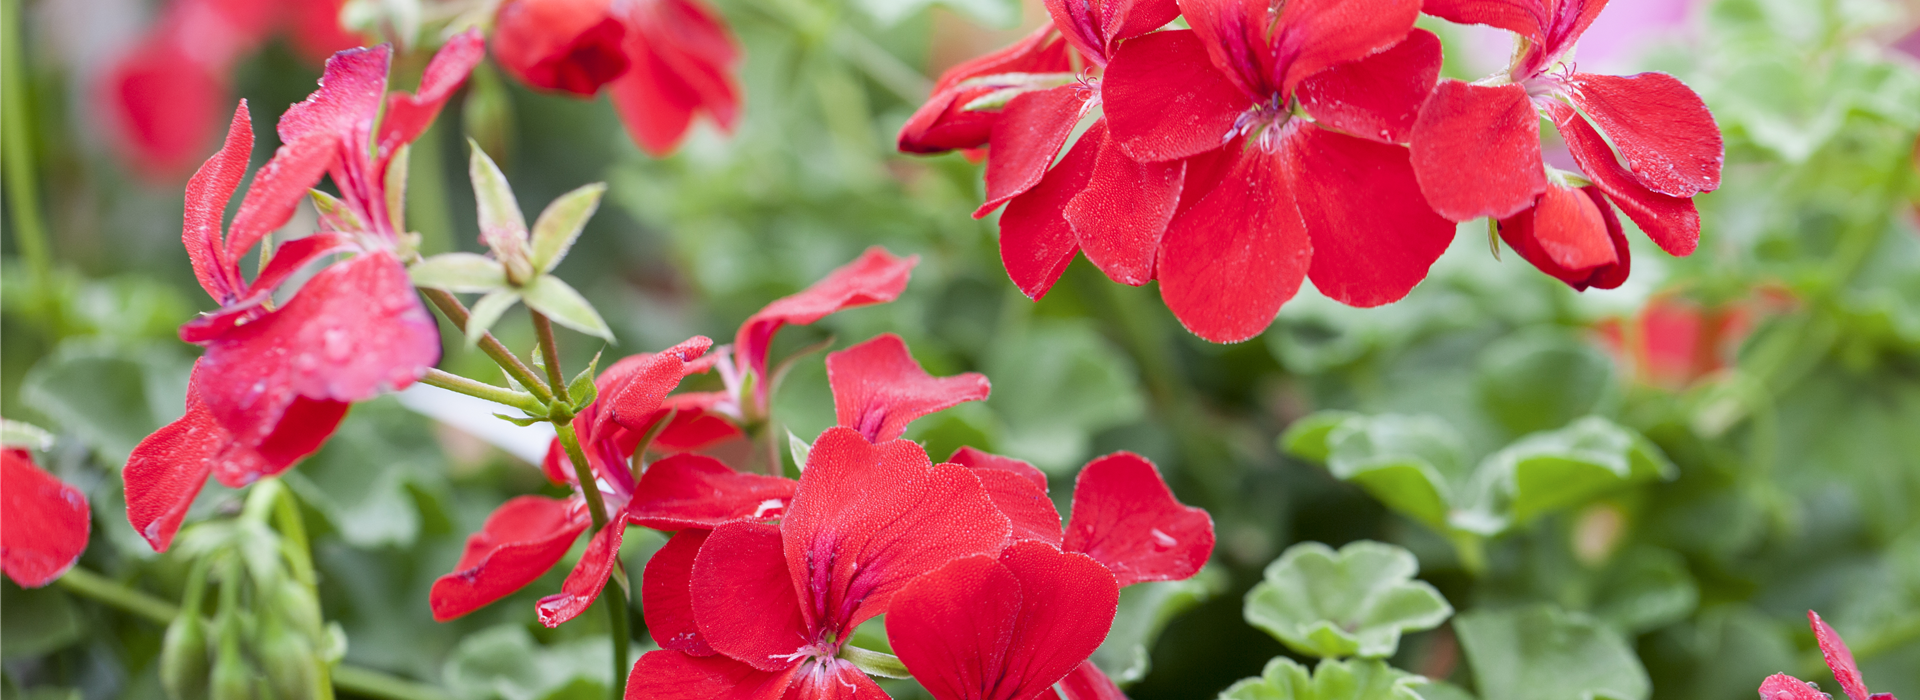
1,449,90,588
1593,289,1793,389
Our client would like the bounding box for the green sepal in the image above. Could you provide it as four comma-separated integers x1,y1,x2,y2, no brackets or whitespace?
530,183,606,274
464,289,523,348
521,276,614,341
409,252,507,293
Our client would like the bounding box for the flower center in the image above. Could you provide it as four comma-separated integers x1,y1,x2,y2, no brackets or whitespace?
1233,97,1294,151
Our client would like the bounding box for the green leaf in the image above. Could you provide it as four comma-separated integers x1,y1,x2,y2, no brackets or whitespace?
310,189,367,232
985,319,1146,473
1220,657,1426,700
530,183,606,274
467,139,532,281
521,276,614,341
284,399,436,548
409,252,507,293
1,581,84,659
0,419,53,451
1279,411,1359,464
1487,417,1675,525
442,625,610,700
788,431,811,471
1323,415,1469,532
1453,605,1650,700
567,351,602,409
1244,541,1452,659
1475,331,1614,438
492,413,548,427
465,289,523,348
1092,568,1223,684
20,339,191,461
1591,547,1699,635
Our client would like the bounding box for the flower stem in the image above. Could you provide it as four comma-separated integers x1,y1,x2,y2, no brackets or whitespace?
605,587,631,700
420,367,546,413
269,481,334,700
2,0,52,294
55,567,454,700
531,311,570,404
552,420,627,700
421,288,554,403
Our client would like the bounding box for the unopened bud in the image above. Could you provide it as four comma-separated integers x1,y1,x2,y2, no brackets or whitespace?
272,584,325,641
259,619,321,700
210,641,256,700
160,615,212,700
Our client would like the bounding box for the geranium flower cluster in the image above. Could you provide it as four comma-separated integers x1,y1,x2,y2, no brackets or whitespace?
424,250,1216,700
902,0,1725,343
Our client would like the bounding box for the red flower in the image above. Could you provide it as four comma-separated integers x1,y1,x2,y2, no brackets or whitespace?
1,449,90,588
431,338,798,625
490,0,742,156
1408,0,1723,290
100,0,359,178
1094,0,1454,343
626,427,1011,699
124,36,484,551
1759,611,1899,700
1592,291,1787,389
899,0,1186,300
881,450,1213,700
826,333,990,443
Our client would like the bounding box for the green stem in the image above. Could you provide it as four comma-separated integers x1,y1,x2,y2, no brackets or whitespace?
55,567,454,700
553,416,627,700
605,585,631,700
420,367,546,413
531,311,571,401
2,0,51,290
421,288,554,403
271,482,334,700
553,423,609,531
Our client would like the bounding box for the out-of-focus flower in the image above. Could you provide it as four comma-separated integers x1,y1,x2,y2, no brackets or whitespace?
1759,611,1901,700
489,0,742,156
1410,0,1724,291
124,36,484,552
1,448,90,588
1593,289,1791,389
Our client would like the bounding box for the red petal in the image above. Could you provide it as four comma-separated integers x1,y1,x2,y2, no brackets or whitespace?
1045,0,1180,62
285,0,364,64
225,131,338,266
1,450,90,587
948,449,1060,544
379,30,486,158
826,333,991,442
624,650,792,700
192,251,439,453
654,393,745,452
181,102,253,301
978,86,1094,216
1564,72,1723,197
1158,138,1310,343
788,659,892,700
1550,103,1699,256
899,25,1071,154
609,49,696,157
1297,29,1441,146
102,40,230,181
1496,185,1629,291
430,495,589,621
948,446,1049,492
1066,121,1186,286
690,521,811,671
1065,452,1213,586
1295,126,1456,307
626,453,797,530
611,0,742,156
1759,675,1832,700
735,248,917,395
536,520,625,627
782,427,1011,637
492,0,628,96
606,337,715,436
642,529,715,656
887,542,1118,700
1419,0,1546,47
1103,30,1248,163
1056,660,1129,700
124,407,216,553
999,122,1102,300
1268,0,1422,99
277,44,390,149
1810,611,1870,700
1408,81,1546,221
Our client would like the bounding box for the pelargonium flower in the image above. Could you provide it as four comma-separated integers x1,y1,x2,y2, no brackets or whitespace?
124,35,485,551
884,449,1213,699
1759,611,1900,700
1100,0,1454,342
101,0,358,178
1592,290,1791,389
1,449,90,588
1408,0,1723,290
489,0,741,156
826,333,990,443
626,427,1012,699
898,0,1184,300
432,337,798,625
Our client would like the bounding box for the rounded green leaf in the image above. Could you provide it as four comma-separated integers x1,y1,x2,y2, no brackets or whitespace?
1244,541,1453,659
1220,658,1426,700
1453,605,1649,700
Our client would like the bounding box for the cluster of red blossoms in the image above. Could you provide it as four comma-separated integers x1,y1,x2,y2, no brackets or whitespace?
901,0,1726,343
425,250,1217,700
123,34,487,552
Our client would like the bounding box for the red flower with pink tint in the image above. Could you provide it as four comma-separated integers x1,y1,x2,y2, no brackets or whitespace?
625,427,1011,699
1,449,90,588
490,0,742,156
826,333,990,443
101,0,359,178
432,337,797,625
898,0,1188,300
1593,291,1789,389
1408,0,1723,290
1759,611,1900,700
123,36,485,552
883,449,1213,700
1098,0,1453,342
